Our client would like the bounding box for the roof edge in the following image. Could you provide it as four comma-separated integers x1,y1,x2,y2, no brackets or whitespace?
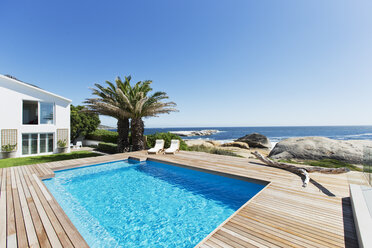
0,74,72,103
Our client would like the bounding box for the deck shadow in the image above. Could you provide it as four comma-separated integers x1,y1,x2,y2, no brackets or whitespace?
342,197,359,248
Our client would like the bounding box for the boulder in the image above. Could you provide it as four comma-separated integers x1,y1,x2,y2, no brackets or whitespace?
185,139,215,148
206,140,221,146
221,142,250,149
235,133,271,149
269,136,372,164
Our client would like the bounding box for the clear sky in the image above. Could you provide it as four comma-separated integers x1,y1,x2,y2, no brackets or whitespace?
1,0,371,128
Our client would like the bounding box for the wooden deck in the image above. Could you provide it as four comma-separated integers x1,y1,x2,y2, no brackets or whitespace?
0,151,363,247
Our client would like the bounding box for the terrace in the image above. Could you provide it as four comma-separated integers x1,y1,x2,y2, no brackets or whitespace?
0,151,365,247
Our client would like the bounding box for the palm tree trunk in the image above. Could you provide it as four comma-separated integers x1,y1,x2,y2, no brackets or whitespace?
117,118,130,152
131,118,145,151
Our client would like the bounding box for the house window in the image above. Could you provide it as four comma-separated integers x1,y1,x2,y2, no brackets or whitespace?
39,133,54,153
40,134,46,153
22,133,38,155
22,133,54,155
23,101,38,125
40,102,54,124
22,134,29,155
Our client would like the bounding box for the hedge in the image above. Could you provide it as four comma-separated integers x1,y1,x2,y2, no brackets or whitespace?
86,129,118,143
146,132,188,150
97,142,118,154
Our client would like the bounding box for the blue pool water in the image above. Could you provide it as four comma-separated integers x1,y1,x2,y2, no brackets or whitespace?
44,160,266,247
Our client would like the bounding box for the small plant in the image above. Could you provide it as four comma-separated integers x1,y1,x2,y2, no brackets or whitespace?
57,139,67,148
1,144,17,152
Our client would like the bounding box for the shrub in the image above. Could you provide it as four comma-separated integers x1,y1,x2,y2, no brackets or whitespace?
97,142,118,154
57,139,67,148
146,132,188,150
187,145,242,157
86,129,118,143
1,144,17,152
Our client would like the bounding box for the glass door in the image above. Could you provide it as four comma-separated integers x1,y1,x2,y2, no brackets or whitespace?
40,134,47,153
39,133,54,154
22,133,40,155
22,134,29,155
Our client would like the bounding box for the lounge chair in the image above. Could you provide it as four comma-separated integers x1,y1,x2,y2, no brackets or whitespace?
147,139,165,154
165,139,180,154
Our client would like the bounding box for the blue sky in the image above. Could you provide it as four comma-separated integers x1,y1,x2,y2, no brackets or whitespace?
1,0,371,128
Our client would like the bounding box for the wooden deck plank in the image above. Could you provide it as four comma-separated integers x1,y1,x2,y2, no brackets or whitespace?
0,169,7,248
14,166,40,247
223,222,282,248
18,166,51,248
9,167,28,247
240,205,345,245
7,168,19,247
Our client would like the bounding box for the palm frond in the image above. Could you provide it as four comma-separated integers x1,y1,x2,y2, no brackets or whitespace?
85,76,178,120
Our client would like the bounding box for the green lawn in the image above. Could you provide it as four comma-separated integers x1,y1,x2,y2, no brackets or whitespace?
0,151,102,169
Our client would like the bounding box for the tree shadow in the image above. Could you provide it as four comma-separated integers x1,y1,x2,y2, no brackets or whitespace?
308,178,335,197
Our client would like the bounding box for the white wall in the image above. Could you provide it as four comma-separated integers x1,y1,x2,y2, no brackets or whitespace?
0,76,71,158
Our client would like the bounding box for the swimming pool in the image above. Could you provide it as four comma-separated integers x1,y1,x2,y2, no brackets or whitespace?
44,159,266,247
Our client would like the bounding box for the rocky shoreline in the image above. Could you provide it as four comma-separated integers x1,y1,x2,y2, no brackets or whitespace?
185,132,272,158
184,133,372,164
170,129,219,137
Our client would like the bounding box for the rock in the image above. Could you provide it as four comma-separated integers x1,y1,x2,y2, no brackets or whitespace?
269,137,372,164
185,139,215,148
221,142,250,149
250,147,271,157
206,140,221,146
170,130,219,137
235,133,271,149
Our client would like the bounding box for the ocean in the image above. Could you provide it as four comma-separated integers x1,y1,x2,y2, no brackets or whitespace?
136,126,372,145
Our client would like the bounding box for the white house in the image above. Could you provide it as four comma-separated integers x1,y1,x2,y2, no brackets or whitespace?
0,74,71,158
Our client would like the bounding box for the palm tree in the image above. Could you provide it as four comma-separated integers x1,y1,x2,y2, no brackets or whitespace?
85,75,177,152
84,76,133,152
124,80,177,151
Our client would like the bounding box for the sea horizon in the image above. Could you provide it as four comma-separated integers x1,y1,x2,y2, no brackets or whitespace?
108,125,372,145
105,124,372,129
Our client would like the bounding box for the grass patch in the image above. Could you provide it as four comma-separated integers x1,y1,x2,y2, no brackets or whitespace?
278,158,362,171
187,145,243,158
0,151,102,169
